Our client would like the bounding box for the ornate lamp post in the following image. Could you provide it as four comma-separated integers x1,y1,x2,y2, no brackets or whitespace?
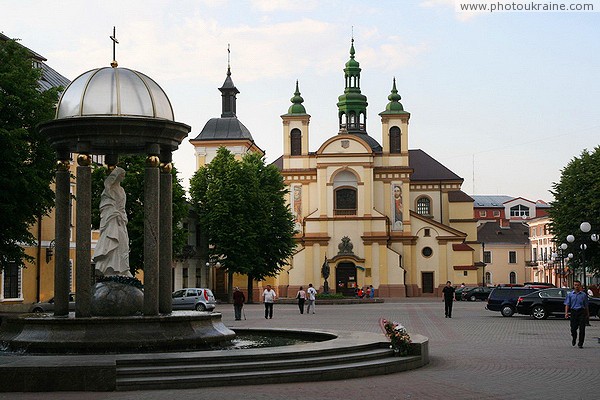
552,242,569,288
206,261,221,292
566,221,597,289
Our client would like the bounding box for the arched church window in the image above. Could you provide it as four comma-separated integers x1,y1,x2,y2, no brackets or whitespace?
416,197,431,216
509,271,517,284
334,187,357,215
333,170,358,216
290,128,301,156
389,126,401,154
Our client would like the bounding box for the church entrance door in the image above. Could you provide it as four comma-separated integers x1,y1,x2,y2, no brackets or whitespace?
422,272,434,294
336,262,357,296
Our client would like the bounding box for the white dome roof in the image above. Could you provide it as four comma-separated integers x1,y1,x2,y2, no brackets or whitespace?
57,67,174,120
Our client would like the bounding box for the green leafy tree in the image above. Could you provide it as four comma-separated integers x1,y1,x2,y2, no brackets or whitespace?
240,152,297,300
549,147,600,278
189,147,296,302
91,155,188,274
0,38,61,269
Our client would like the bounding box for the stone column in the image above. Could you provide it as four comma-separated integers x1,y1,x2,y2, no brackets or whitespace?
159,158,173,314
75,154,92,317
54,159,71,316
143,154,160,315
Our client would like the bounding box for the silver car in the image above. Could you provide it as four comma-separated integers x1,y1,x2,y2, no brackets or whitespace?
172,288,216,311
30,293,76,313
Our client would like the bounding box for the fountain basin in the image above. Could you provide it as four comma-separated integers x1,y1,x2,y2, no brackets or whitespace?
0,311,235,354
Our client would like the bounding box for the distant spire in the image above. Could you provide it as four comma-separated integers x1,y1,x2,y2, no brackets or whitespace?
110,26,119,68
381,77,408,114
219,45,239,117
227,43,231,74
287,80,306,114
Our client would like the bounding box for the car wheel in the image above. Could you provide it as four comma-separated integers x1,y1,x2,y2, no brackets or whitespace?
32,307,44,313
195,303,206,311
469,295,477,302
501,305,514,317
531,305,548,320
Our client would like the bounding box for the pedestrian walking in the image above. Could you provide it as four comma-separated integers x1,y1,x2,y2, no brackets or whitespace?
296,286,307,314
232,286,245,321
262,284,277,319
564,280,589,348
306,283,317,314
369,285,375,299
442,281,455,318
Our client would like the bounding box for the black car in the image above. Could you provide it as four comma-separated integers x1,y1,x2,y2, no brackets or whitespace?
486,286,540,317
454,286,472,301
516,288,600,320
462,286,493,302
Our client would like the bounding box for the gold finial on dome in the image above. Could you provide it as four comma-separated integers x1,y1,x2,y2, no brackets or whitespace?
110,26,119,68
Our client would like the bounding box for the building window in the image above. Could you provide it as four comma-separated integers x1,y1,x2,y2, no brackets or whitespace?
479,210,487,217
334,187,357,215
510,204,530,217
509,271,517,284
483,251,491,264
509,251,517,264
493,210,500,217
416,197,431,216
290,128,302,156
485,271,491,284
2,262,21,299
389,126,401,154
424,228,430,237
464,271,468,277
422,247,433,257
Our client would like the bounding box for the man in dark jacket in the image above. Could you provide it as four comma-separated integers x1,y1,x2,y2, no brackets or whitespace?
442,281,456,318
233,287,245,320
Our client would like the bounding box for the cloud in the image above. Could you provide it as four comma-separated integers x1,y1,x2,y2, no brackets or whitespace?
250,0,319,12
420,0,480,21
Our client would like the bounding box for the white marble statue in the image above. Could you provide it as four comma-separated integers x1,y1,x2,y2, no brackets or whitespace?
93,166,131,277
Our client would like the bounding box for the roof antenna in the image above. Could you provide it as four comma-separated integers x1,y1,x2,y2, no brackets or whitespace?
110,26,119,68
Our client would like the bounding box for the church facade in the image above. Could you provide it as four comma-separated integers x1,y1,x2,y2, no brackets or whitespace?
275,40,482,297
191,41,483,298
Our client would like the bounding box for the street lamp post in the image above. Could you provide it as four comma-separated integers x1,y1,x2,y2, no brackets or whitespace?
205,261,221,292
566,222,597,289
552,242,568,288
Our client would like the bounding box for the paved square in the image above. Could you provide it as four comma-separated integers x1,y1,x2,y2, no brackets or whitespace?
2,298,598,400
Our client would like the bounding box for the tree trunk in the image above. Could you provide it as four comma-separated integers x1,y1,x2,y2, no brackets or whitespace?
227,270,234,303
246,274,254,304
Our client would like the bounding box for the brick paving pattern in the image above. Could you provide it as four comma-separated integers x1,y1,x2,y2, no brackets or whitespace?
2,298,598,400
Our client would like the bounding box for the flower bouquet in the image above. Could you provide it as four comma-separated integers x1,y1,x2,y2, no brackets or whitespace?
379,318,411,356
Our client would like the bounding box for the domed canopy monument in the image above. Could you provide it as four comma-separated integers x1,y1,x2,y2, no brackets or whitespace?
0,29,235,353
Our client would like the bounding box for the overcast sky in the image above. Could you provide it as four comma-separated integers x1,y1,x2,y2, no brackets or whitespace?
3,0,599,202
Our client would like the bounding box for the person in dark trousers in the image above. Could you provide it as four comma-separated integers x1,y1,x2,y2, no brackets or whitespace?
232,287,245,320
262,285,277,319
296,286,306,314
442,281,456,318
564,280,589,348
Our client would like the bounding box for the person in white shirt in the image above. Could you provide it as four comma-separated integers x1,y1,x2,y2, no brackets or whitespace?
262,285,277,319
306,283,317,314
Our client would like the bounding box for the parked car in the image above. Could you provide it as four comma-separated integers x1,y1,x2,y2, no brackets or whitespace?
172,288,216,311
454,286,472,301
486,287,540,317
462,286,493,302
523,282,555,289
516,288,600,320
30,293,76,313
